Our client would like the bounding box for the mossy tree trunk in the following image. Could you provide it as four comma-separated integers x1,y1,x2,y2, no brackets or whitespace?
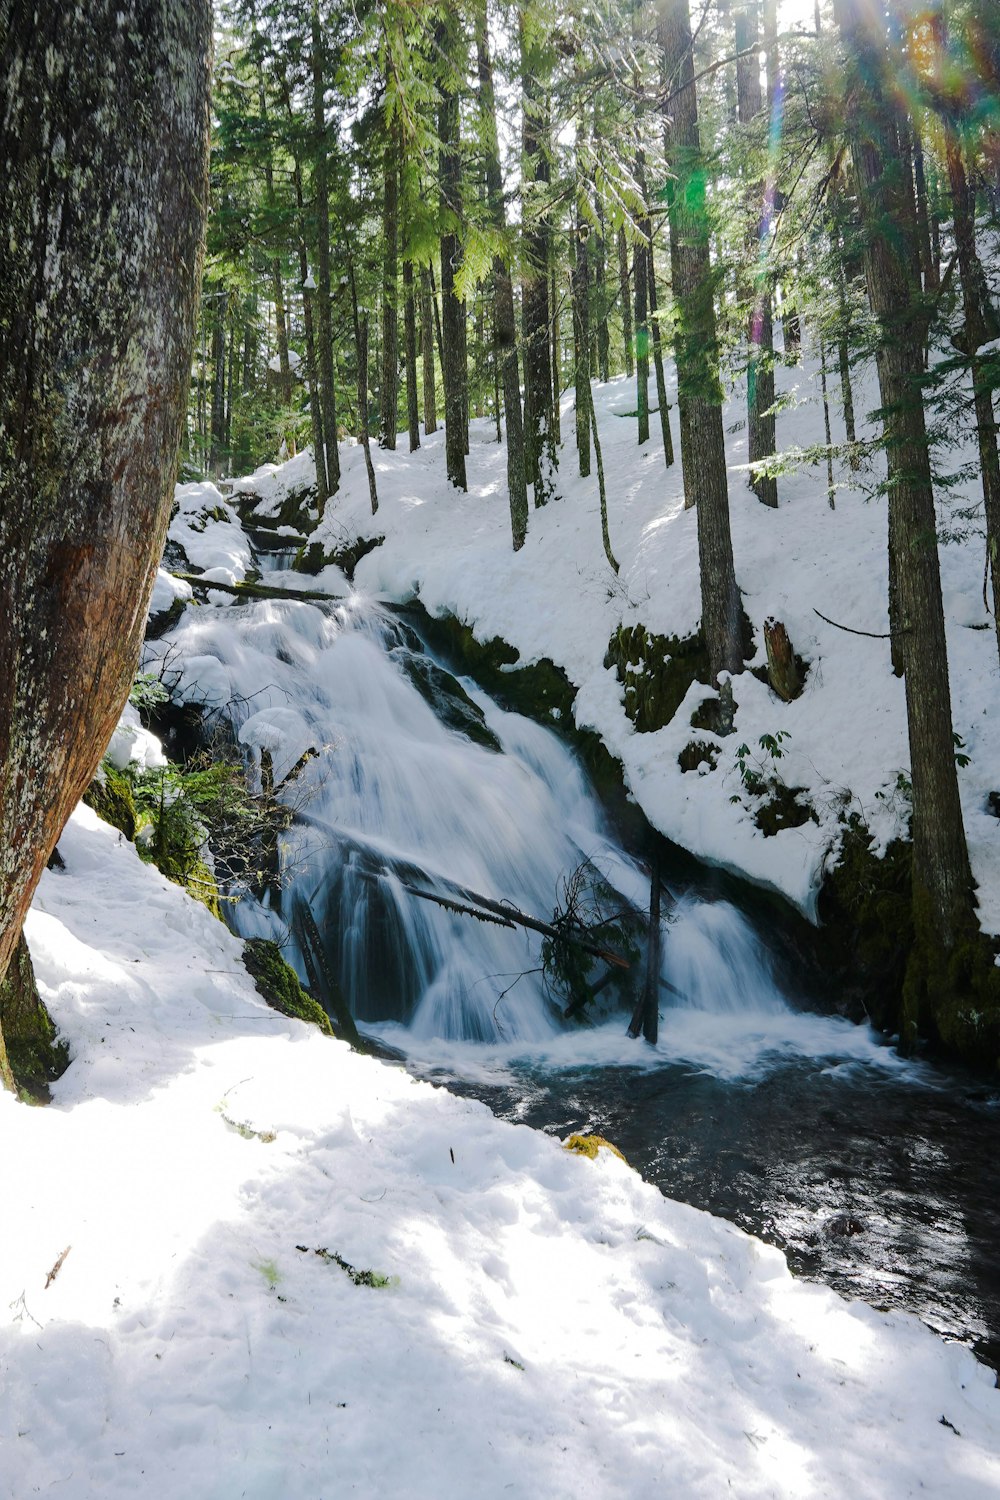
0,0,212,1092
834,0,974,1030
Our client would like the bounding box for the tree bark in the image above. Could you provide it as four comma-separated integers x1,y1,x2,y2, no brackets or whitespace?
945,126,1000,670
403,259,421,452
0,0,212,1088
438,6,468,491
311,5,340,501
660,0,744,718
736,2,778,506
835,0,973,969
476,2,528,548
521,14,557,504
647,251,675,467
618,226,635,378
290,152,329,503
420,266,437,434
380,115,400,450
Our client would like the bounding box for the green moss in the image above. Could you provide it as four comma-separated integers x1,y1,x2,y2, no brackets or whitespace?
605,625,709,734
754,785,816,837
0,935,70,1104
678,740,719,774
817,819,913,1033
292,540,327,575
84,763,137,840
327,534,385,581
242,938,334,1036
563,1132,629,1165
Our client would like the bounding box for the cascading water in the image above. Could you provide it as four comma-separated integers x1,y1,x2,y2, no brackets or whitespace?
147,572,792,1043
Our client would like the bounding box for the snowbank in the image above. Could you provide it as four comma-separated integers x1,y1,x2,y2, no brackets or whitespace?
1,807,997,1497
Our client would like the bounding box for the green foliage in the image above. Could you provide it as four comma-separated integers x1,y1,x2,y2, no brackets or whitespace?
540,862,641,1017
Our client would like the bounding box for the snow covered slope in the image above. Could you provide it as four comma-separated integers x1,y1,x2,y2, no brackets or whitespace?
0,805,997,1497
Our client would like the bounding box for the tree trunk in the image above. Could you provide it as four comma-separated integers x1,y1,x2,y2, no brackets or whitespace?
633,160,650,447
476,1,528,548
736,1,778,506
594,189,611,382
348,257,379,516
945,126,1000,670
438,7,468,491
834,0,973,990
420,266,437,434
573,140,592,478
521,13,557,505
660,0,744,719
291,153,328,503
210,283,228,473
618,226,635,378
403,259,421,452
647,252,675,467
0,0,211,1088
380,116,400,450
311,5,339,500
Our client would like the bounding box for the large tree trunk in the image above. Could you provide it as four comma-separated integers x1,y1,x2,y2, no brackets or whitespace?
476,1,528,549
0,0,212,1090
834,0,973,1015
660,0,744,722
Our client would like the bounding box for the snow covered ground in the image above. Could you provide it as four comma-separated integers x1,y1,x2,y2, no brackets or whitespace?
230,353,1000,932
1,807,998,1497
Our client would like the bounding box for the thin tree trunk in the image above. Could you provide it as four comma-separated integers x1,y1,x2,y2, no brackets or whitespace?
438,7,468,491
521,13,557,504
618,225,634,378
647,251,675,467
403,259,421,452
551,257,561,446
290,154,328,503
476,0,528,548
633,157,650,447
736,1,778,506
819,335,836,509
380,114,400,450
210,284,227,473
573,137,592,478
945,126,1000,669
660,0,744,723
594,189,611,381
311,5,339,501
347,256,379,515
420,265,437,434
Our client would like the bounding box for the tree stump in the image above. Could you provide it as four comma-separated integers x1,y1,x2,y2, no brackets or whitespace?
764,617,802,702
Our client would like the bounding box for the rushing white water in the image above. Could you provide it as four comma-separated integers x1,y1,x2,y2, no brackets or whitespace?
148,579,797,1042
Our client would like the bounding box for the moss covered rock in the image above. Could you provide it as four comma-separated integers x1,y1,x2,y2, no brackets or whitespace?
83,763,137,840
0,934,70,1103
242,938,334,1036
605,625,709,734
563,1133,630,1166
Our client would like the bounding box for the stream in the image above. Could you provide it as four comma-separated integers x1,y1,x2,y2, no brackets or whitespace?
149,546,1000,1376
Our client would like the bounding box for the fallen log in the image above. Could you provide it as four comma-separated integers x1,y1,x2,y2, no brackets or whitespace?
400,879,631,970
171,572,345,604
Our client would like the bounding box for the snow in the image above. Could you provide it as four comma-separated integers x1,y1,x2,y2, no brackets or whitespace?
104,701,167,773
267,347,302,374
2,803,998,1496
169,481,253,586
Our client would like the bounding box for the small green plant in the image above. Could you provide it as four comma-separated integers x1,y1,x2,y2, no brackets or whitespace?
731,730,791,801
254,1259,282,1290
953,732,971,769
128,671,170,714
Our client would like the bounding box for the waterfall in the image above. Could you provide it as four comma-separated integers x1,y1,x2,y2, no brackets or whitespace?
147,581,792,1042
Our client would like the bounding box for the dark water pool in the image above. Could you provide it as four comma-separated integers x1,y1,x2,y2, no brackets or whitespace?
398,1045,1000,1376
